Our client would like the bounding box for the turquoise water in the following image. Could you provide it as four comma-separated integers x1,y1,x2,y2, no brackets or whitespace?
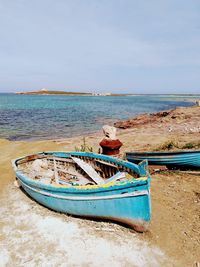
0,94,196,141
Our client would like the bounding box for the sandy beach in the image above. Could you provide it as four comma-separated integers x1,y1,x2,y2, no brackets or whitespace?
1,105,200,266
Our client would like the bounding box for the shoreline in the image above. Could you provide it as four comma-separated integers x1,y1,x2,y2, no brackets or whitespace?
1,105,199,150
1,94,199,142
0,97,197,142
1,105,200,266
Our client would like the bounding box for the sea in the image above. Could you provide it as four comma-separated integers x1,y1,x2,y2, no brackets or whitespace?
0,93,199,141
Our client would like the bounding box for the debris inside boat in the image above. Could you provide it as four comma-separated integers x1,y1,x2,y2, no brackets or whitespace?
18,154,138,187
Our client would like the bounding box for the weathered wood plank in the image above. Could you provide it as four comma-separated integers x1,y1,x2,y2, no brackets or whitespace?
53,159,59,184
105,172,125,184
95,159,118,168
48,157,74,163
71,157,105,185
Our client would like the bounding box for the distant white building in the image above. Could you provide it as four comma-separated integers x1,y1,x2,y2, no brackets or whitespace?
92,92,111,96
40,88,48,92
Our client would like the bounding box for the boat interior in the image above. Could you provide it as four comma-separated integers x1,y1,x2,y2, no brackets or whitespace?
16,154,141,187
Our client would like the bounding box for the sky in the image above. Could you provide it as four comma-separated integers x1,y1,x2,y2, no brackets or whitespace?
0,0,200,94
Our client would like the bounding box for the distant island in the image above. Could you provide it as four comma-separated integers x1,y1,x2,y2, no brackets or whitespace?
16,88,130,96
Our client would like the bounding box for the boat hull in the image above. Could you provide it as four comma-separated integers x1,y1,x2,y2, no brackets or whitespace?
13,152,151,231
126,150,200,170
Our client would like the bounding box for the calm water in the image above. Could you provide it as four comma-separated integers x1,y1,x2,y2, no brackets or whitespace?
0,93,196,141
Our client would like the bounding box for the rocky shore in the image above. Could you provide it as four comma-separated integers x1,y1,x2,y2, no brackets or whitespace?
114,106,200,135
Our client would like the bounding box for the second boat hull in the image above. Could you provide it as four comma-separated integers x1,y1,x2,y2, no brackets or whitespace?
126,150,200,170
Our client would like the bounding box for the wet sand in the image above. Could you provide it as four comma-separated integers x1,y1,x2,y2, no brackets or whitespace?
1,106,200,266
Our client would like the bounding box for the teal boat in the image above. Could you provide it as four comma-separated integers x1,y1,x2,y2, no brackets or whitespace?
12,152,151,232
126,150,200,170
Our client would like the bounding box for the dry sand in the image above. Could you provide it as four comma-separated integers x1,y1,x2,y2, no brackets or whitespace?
0,106,200,266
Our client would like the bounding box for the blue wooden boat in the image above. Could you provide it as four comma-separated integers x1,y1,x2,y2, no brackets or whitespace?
126,150,200,170
12,151,151,232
